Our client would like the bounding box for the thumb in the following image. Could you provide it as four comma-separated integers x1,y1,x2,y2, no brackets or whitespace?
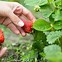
8,12,24,27
0,47,7,57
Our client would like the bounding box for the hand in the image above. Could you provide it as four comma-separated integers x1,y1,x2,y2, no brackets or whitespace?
0,1,36,36
0,46,7,57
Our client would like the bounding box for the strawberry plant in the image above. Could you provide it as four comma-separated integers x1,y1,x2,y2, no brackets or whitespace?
20,0,62,62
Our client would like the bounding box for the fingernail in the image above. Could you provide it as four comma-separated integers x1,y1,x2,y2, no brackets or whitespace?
18,21,24,27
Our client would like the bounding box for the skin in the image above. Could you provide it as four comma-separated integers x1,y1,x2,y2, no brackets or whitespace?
0,1,36,57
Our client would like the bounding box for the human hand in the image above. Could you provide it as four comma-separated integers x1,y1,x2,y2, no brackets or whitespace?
0,46,7,58
0,1,36,36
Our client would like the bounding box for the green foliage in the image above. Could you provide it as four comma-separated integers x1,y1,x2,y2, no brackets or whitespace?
24,0,62,62
47,31,62,44
33,19,51,31
52,10,62,21
53,20,62,30
21,50,38,62
24,0,48,6
44,45,62,62
40,5,54,18
32,30,46,52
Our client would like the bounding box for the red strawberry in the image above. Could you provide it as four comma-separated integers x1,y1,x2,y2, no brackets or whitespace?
22,20,33,33
0,29,4,43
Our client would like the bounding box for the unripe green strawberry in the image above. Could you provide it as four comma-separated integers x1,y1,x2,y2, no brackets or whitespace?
0,29,4,43
22,20,33,33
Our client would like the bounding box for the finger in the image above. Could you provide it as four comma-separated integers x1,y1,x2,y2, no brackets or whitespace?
3,18,20,34
14,7,23,15
13,6,36,22
11,14,26,36
22,8,36,22
8,11,24,27
17,6,36,22
17,26,26,36
7,21,26,36
0,47,7,57
19,15,29,21
7,23,20,35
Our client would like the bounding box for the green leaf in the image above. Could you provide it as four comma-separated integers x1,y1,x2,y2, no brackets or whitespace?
24,0,48,6
33,31,46,41
40,5,54,18
48,0,56,7
40,0,48,6
58,5,62,9
44,45,62,62
52,10,62,21
55,0,62,6
47,31,62,44
32,31,46,51
33,19,51,31
53,21,62,30
32,40,44,52
24,0,39,6
44,45,61,55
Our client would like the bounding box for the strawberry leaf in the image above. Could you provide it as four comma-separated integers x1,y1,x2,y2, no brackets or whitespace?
47,31,62,44
53,21,62,30
40,5,54,18
33,19,51,31
24,0,48,6
44,45,62,62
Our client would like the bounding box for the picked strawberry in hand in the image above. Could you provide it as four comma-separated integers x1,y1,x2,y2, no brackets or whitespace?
22,20,33,33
